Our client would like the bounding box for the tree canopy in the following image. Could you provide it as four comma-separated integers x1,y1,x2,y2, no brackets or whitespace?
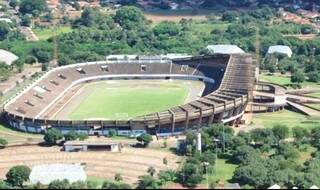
6,165,31,187
19,0,46,16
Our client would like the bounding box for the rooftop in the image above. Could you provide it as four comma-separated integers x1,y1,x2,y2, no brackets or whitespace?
29,164,87,185
205,45,245,55
0,49,19,65
267,45,293,57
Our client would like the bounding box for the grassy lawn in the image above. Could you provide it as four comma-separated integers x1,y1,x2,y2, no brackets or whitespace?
69,81,190,120
259,74,320,89
0,124,42,144
33,26,73,40
305,104,320,110
203,159,237,184
251,109,320,133
307,92,320,98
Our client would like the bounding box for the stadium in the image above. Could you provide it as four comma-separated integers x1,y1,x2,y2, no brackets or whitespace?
2,54,255,136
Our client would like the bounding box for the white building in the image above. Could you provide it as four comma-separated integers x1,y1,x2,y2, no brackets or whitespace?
268,184,281,189
0,49,19,65
267,45,293,58
29,164,87,185
64,140,121,152
205,45,245,55
0,18,12,23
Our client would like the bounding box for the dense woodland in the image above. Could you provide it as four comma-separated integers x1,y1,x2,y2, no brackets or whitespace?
176,124,320,189
1,1,320,189
2,124,320,189
0,4,320,78
0,4,320,83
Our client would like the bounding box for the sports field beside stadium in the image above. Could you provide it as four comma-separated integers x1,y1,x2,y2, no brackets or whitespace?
54,80,204,120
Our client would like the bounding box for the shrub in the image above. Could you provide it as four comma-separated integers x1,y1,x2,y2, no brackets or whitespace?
0,138,8,147
43,128,63,145
137,134,153,147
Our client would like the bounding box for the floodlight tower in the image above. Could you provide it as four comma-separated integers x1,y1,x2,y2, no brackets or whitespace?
196,132,202,153
52,25,58,67
50,8,59,68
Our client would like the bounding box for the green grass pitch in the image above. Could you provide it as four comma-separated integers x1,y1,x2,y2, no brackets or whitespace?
68,81,190,120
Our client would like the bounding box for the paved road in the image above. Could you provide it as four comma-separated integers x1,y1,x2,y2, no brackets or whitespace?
19,27,39,41
287,94,320,103
287,100,320,117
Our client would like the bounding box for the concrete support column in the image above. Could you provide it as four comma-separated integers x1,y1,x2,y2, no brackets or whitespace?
169,110,175,135
185,111,189,129
214,112,224,123
197,109,203,129
208,114,214,125
157,113,161,134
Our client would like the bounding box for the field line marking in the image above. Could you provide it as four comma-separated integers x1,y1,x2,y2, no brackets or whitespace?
49,85,84,120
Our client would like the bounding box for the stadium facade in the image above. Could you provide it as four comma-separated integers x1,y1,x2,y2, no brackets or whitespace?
3,54,256,136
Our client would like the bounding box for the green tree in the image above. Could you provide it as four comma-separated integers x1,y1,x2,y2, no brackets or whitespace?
0,22,10,40
231,145,260,164
250,128,277,146
179,158,203,187
43,128,63,145
137,175,159,189
9,0,19,8
272,124,289,142
48,179,71,189
21,15,31,27
19,0,46,16
296,173,320,189
158,170,177,185
292,126,309,145
79,8,95,27
311,128,320,148
301,25,314,34
307,71,320,82
64,131,78,141
222,11,239,22
137,134,153,147
6,165,31,187
291,70,305,84
276,142,299,160
32,49,51,63
232,162,269,188
114,6,145,29
153,21,180,36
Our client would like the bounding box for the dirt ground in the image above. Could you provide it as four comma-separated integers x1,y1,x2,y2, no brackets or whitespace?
0,143,181,184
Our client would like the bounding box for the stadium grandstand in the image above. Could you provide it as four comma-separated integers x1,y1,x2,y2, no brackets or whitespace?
2,54,256,136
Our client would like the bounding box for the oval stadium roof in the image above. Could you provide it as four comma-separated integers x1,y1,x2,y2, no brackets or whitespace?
205,45,245,55
267,45,293,57
0,49,19,65
29,164,87,185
